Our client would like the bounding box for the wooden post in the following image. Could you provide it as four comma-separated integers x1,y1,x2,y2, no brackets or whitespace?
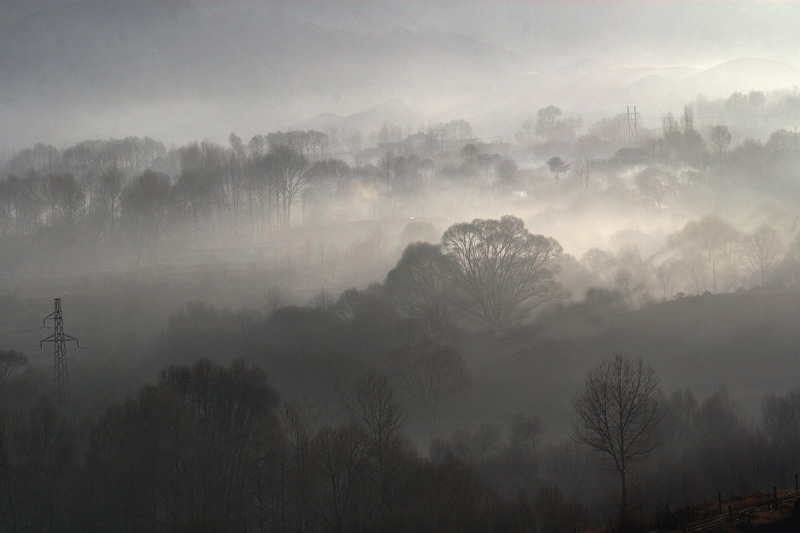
718,492,722,514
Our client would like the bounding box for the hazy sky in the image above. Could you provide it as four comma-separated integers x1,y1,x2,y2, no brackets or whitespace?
5,0,799,67
1,0,798,150
228,0,800,68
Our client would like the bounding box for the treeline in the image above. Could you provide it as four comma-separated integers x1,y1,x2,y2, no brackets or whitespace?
577,213,800,307
1,95,797,265
1,350,798,532
0,215,798,530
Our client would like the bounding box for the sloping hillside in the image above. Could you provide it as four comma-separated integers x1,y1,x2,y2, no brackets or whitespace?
456,290,800,439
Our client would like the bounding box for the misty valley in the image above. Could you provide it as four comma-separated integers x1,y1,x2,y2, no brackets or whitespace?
1,94,799,532
1,1,800,532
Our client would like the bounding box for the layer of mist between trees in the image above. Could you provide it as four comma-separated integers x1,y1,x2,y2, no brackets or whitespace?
0,91,798,287
1,92,799,531
0,215,798,529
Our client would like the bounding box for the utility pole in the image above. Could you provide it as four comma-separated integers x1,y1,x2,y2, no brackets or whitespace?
627,106,640,141
41,298,79,414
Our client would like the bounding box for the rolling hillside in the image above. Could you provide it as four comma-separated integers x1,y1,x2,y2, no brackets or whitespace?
457,290,800,439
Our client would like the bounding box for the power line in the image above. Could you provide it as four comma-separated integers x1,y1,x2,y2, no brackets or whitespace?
0,326,44,337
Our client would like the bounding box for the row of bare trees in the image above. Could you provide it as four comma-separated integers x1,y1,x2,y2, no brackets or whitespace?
428,353,800,532
0,358,551,532
0,139,331,268
579,214,799,307
3,287,799,533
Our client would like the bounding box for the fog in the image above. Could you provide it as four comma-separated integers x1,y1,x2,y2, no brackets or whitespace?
1,1,799,150
1,1,799,532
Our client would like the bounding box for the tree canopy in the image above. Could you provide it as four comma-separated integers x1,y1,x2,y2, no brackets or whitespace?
441,215,566,330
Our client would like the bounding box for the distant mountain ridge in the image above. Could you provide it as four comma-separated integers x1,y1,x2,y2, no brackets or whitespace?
0,0,797,149
299,100,424,137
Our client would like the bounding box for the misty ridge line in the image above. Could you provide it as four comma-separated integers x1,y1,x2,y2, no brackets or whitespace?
1,0,798,149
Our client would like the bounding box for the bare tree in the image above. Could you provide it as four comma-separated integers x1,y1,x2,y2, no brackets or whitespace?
391,341,470,440
536,105,562,141
263,286,290,316
121,169,175,264
709,124,732,158
572,354,663,528
41,172,85,228
581,248,618,285
677,215,740,292
378,152,402,197
311,423,369,532
664,387,698,504
570,154,592,194
473,422,500,458
656,261,678,301
0,350,30,385
268,144,310,228
280,401,318,531
460,143,480,163
761,389,800,486
384,242,455,342
339,374,412,513
340,374,404,450
308,288,335,312
441,215,566,330
547,157,570,181
494,158,518,192
507,413,542,462
95,166,125,239
634,167,666,207
740,224,783,287
308,159,350,196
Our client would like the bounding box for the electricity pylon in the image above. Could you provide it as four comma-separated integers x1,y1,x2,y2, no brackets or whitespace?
41,298,79,414
627,105,640,140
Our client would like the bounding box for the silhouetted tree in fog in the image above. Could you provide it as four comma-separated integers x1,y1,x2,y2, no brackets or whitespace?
547,157,570,181
572,354,663,530
120,169,174,263
761,388,800,487
339,374,415,518
41,172,84,228
392,341,470,439
269,143,310,228
536,105,562,141
0,350,31,384
384,242,455,343
674,215,739,293
741,224,783,287
91,359,280,532
441,215,566,330
709,124,732,158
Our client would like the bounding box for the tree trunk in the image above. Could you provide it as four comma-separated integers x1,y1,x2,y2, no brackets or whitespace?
619,468,628,530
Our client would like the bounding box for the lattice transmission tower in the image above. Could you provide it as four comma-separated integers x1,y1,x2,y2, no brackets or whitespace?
627,105,640,140
41,298,79,413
